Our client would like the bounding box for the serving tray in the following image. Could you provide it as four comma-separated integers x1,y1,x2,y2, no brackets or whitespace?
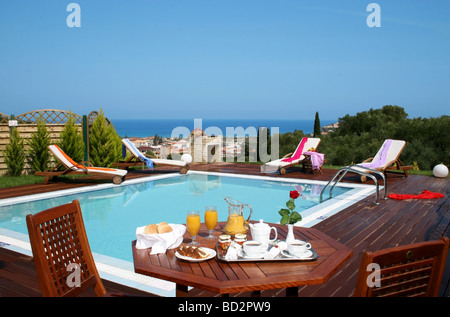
216,243,319,262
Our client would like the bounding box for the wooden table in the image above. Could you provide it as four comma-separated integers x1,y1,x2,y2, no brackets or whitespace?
132,222,353,297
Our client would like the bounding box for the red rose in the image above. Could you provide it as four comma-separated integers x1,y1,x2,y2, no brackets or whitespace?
290,190,300,199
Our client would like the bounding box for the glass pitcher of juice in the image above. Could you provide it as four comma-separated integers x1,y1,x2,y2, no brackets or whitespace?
223,197,253,236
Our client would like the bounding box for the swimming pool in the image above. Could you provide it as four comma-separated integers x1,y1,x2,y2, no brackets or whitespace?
0,171,376,295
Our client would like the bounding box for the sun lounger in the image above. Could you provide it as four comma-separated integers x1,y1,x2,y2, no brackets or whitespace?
35,145,127,184
113,138,191,174
347,139,412,181
261,137,321,174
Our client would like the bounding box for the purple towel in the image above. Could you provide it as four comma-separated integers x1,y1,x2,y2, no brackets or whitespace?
358,139,392,169
304,151,324,171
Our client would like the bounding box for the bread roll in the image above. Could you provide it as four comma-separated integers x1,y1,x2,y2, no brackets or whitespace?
144,224,158,234
157,222,173,233
143,222,173,234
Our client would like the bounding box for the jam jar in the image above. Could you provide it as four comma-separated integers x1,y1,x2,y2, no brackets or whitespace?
219,235,231,250
234,233,247,246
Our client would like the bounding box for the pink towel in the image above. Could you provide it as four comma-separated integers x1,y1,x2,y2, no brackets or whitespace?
282,138,308,163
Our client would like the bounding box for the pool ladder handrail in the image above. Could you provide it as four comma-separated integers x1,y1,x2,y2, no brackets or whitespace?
319,165,388,205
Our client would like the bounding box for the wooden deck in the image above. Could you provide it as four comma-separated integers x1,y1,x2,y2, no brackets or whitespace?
1,163,449,297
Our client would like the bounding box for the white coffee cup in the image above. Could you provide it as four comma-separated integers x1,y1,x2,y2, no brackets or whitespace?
287,240,311,256
243,241,263,257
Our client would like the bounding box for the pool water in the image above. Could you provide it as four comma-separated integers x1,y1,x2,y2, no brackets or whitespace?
0,171,371,263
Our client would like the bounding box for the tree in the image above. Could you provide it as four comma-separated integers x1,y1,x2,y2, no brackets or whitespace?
4,127,26,176
337,105,407,137
278,130,306,158
313,112,321,137
153,134,162,145
59,113,84,163
316,105,449,170
27,118,51,172
89,109,122,167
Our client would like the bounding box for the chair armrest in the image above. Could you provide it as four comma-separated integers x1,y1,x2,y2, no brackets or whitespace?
80,161,94,167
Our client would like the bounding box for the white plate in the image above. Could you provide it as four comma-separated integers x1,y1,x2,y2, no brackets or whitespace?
175,247,216,262
281,249,313,259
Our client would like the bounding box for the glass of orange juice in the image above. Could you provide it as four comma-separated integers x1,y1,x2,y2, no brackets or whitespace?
204,206,218,239
186,210,201,245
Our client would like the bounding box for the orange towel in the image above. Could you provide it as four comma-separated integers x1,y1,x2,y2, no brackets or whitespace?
388,190,444,200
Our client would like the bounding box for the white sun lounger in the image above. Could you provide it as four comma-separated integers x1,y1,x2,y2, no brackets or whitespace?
114,138,191,174
35,145,127,184
320,139,410,204
260,137,321,174
346,139,411,181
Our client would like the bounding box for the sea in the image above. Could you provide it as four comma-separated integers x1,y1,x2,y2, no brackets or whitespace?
112,118,337,138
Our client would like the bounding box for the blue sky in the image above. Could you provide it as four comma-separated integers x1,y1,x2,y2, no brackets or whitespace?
0,0,449,120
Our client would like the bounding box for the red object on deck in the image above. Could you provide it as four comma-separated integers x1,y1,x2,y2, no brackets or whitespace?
388,190,444,200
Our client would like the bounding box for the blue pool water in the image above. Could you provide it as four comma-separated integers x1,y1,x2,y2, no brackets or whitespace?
0,172,371,263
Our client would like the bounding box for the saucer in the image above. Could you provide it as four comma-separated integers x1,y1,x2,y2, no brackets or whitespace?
281,249,313,259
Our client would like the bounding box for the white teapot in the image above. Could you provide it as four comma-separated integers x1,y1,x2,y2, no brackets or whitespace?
249,219,278,250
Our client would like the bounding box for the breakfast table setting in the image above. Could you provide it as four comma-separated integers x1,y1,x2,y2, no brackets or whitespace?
132,196,353,297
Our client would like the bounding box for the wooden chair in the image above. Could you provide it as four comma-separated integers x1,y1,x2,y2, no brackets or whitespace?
354,237,449,297
26,200,107,297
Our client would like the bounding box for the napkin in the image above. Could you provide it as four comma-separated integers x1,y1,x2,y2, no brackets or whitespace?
276,241,287,251
135,224,186,254
224,241,244,260
263,246,281,259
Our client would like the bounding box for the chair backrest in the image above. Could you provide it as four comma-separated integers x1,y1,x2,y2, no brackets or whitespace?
290,137,321,158
354,237,449,297
371,139,406,167
48,144,81,170
26,200,106,297
304,138,321,152
122,138,143,159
